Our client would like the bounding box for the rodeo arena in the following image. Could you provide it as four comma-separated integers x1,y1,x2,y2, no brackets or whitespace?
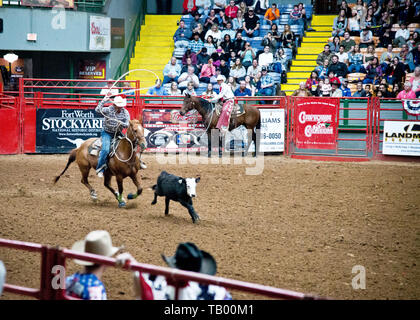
0,0,420,310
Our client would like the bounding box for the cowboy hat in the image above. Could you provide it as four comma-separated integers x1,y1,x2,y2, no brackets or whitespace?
71,230,123,266
161,242,217,275
216,75,225,82
113,95,127,108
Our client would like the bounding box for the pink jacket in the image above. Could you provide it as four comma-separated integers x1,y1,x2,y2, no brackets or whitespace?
397,90,416,100
200,64,216,78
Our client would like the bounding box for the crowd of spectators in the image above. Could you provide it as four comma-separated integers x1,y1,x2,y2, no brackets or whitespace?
303,0,420,98
149,1,312,98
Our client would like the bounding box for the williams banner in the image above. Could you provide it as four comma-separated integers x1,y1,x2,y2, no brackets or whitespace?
143,109,207,152
295,98,338,150
259,109,285,152
36,109,102,153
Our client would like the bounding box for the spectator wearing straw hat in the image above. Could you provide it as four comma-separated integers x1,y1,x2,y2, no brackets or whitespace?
66,230,123,300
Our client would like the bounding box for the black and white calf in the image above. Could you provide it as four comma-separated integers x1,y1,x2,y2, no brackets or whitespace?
151,171,201,223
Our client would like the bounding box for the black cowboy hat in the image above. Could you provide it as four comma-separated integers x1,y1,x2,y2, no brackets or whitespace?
161,242,217,275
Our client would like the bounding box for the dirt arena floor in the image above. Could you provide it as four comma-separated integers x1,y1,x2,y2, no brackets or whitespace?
0,154,419,300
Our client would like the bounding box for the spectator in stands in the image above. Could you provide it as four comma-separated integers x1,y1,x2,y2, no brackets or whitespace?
329,36,342,53
228,50,238,67
377,11,392,38
315,59,331,79
298,3,309,31
306,71,320,96
258,66,275,102
253,0,269,15
340,78,352,97
204,35,217,56
398,0,415,25
212,46,228,67
234,80,252,96
348,9,362,36
258,46,274,69
316,44,333,66
227,76,238,92
183,81,198,96
183,0,198,16
219,59,231,79
204,9,220,31
270,23,281,43
292,82,312,97
331,79,343,97
411,43,420,66
273,48,287,74
247,59,261,78
178,66,200,91
280,25,296,56
240,42,256,68
221,34,234,55
263,3,280,26
66,230,123,300
380,44,396,65
352,81,367,97
203,83,218,100
390,82,401,98
195,23,206,42
377,83,393,98
232,9,245,32
237,1,250,16
230,58,247,83
221,22,236,41
354,0,367,21
167,82,182,96
409,66,420,98
0,260,5,296
226,0,239,19
261,32,278,54
242,7,260,38
181,57,199,75
407,32,420,51
289,5,304,27
379,28,393,48
252,71,262,94
361,7,377,31
332,9,348,37
205,24,222,46
196,0,212,16
197,47,210,71
327,70,340,87
363,45,377,67
162,57,182,85
398,44,415,72
232,31,246,54
341,32,356,53
189,33,205,54
359,28,374,48
370,0,381,20
183,49,198,66
339,0,352,18
218,10,230,29
364,84,373,97
336,45,349,65
384,0,399,25
363,57,382,84
397,81,416,99
190,12,204,32
174,20,193,48
394,23,411,48
213,0,227,14
200,58,217,83
147,79,168,96
385,56,407,85
244,75,256,95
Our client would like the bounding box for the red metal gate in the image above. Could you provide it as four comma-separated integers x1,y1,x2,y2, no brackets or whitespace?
0,94,20,154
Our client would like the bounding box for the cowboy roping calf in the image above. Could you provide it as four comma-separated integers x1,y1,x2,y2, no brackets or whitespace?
151,171,201,223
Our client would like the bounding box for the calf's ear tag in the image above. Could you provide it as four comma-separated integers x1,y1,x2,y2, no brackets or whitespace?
179,179,183,184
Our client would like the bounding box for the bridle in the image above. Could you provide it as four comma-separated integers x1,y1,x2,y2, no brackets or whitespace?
112,122,145,163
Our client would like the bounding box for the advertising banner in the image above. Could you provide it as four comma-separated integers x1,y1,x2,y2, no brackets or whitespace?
78,60,106,80
259,109,285,152
21,0,74,8
295,98,338,150
36,109,102,153
143,109,207,152
89,16,111,51
111,18,125,48
382,121,420,156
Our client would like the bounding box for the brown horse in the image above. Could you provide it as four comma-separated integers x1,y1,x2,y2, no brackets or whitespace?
179,94,261,157
54,119,147,207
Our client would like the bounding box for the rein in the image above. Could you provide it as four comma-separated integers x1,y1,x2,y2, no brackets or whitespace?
112,124,143,163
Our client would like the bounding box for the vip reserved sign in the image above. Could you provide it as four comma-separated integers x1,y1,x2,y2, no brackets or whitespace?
36,109,103,153
382,121,420,156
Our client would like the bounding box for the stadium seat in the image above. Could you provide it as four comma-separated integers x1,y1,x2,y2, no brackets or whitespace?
347,73,366,83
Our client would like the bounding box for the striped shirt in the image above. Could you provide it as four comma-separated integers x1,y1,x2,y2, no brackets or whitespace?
95,99,130,134
261,74,274,87
188,39,204,53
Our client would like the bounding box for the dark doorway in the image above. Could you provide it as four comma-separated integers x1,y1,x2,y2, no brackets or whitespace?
315,0,338,15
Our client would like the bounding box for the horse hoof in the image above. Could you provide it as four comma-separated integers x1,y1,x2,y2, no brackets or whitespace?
193,216,200,223
118,201,126,208
151,200,157,205
127,193,135,200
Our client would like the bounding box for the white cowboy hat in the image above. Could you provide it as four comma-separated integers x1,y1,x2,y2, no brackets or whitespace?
113,95,127,107
71,230,123,266
216,75,225,82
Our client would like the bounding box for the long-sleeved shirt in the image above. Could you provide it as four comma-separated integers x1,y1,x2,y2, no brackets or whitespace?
395,28,410,40
188,39,204,53
95,99,130,134
200,64,216,78
210,82,234,102
174,27,192,42
163,63,181,77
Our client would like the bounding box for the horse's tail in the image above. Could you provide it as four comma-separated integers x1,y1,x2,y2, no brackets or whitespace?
54,149,77,184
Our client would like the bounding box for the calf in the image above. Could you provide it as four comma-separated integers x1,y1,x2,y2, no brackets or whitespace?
151,171,201,223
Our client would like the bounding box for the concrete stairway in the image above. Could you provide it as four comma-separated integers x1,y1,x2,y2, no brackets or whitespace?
127,15,180,93
283,15,336,95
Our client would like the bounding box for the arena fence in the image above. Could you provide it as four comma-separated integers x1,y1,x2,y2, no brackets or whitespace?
0,78,419,162
0,238,324,300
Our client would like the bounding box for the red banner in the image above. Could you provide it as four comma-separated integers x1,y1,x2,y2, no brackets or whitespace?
295,98,338,150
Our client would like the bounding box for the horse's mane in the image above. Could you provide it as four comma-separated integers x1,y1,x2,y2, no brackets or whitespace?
195,97,213,113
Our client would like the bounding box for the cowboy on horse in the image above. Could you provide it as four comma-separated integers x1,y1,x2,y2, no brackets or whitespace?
210,75,235,134
95,93,131,178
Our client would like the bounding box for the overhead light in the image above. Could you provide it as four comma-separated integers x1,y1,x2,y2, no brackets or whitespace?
3,53,19,64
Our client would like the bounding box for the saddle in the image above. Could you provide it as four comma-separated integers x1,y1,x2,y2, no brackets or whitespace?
214,102,245,118
88,135,122,158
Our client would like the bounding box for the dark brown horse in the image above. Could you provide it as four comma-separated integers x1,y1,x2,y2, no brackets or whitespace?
54,119,147,207
179,94,261,157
